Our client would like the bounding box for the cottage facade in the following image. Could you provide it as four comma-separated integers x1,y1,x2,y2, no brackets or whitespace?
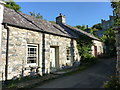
0,2,103,81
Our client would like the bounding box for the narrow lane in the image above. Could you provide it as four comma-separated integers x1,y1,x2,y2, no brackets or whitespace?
36,58,116,88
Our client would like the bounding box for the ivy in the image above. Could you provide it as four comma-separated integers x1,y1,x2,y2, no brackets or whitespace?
76,35,94,61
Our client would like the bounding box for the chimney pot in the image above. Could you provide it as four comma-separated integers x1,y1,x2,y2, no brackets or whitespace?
60,13,62,16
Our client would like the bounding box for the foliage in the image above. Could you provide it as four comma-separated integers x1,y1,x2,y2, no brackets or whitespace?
49,21,56,24
91,23,102,30
90,23,102,37
103,76,120,89
100,28,116,56
77,35,95,63
29,11,43,19
81,55,97,64
74,24,100,38
4,0,21,11
111,2,120,26
74,25,87,30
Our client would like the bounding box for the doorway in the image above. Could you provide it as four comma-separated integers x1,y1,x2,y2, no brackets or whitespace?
94,46,97,57
50,46,59,72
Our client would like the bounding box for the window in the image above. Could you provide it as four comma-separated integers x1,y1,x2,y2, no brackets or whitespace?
27,44,38,65
66,47,71,60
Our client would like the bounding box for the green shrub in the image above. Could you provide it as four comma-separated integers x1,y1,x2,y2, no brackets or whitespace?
103,76,120,89
82,55,97,64
76,35,96,64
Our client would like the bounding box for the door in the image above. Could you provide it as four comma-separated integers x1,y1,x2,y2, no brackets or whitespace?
94,46,97,56
50,47,56,72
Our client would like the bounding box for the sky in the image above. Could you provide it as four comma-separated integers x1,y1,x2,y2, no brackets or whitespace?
16,2,113,27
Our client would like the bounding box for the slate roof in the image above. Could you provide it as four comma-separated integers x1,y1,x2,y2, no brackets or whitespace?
3,7,100,41
3,7,73,38
60,24,100,41
3,7,40,31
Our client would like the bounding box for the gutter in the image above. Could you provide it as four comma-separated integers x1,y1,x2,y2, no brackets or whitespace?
4,23,9,82
2,22,75,39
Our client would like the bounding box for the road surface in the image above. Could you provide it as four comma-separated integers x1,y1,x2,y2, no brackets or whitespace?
36,58,116,88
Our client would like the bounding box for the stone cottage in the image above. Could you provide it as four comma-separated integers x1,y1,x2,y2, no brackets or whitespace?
0,1,103,81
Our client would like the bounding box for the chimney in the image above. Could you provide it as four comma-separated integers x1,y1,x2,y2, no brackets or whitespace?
56,13,66,25
86,25,88,29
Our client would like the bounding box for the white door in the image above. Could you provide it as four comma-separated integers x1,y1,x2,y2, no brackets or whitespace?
50,47,56,68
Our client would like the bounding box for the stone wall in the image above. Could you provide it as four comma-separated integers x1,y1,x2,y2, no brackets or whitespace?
42,34,80,74
0,1,5,84
1,25,80,80
1,26,43,80
115,28,120,80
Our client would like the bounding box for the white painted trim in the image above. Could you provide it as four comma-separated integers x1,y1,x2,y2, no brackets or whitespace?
26,44,39,67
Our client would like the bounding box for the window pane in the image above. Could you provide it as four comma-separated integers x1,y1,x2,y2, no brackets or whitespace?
30,48,34,51
27,44,38,64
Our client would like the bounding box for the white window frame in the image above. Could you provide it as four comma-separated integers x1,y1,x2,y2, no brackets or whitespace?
26,44,38,66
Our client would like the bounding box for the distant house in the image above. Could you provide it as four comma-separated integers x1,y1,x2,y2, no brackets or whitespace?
0,1,103,81
101,16,115,30
96,16,115,37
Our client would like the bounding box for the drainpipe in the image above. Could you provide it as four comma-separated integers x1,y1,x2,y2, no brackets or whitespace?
4,23,9,82
42,33,45,75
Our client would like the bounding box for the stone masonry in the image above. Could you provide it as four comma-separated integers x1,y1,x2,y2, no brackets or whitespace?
114,27,120,80
0,25,80,80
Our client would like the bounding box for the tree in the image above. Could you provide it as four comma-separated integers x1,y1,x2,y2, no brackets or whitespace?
29,12,43,19
100,28,116,56
74,25,86,30
4,0,21,11
90,23,102,37
49,21,56,24
111,2,120,26
98,2,119,57
91,23,102,30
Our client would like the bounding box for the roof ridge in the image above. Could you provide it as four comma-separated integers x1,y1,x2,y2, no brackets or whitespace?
63,24,100,41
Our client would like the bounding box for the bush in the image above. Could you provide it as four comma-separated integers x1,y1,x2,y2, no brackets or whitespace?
81,54,97,64
103,76,120,89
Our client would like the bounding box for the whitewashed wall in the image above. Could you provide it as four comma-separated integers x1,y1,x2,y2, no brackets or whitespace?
91,40,104,56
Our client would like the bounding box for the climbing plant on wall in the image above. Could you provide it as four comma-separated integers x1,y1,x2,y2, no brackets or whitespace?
76,35,94,62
